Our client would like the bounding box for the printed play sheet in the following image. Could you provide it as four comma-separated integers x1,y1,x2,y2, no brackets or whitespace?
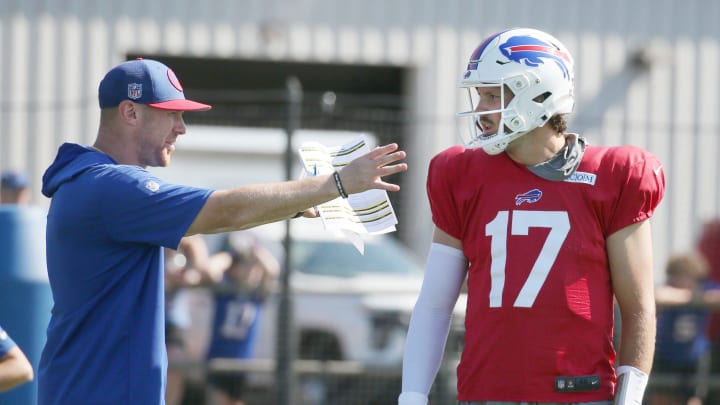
298,136,398,244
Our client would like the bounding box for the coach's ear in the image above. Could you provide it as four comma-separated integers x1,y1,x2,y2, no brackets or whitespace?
117,100,140,125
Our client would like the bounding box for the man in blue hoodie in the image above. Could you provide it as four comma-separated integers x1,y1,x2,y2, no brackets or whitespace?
38,58,408,405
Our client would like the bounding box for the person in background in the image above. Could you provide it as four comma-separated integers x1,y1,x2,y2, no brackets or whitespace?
399,27,665,405
0,323,34,392
38,57,407,404
0,170,31,205
205,231,279,405
164,235,215,405
696,219,720,404
651,252,717,405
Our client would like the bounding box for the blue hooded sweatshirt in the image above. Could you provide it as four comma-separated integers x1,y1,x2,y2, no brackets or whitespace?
38,143,212,405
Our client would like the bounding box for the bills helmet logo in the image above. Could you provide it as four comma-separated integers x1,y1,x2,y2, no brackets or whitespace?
499,35,572,79
515,188,542,206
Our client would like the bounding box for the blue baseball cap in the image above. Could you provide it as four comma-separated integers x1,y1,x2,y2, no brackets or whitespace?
1,170,28,190
98,58,211,111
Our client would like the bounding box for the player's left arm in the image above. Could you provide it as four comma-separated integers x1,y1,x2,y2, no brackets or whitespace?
608,219,655,371
607,219,655,404
604,148,665,404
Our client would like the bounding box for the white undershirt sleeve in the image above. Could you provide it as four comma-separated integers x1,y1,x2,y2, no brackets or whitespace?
398,242,468,405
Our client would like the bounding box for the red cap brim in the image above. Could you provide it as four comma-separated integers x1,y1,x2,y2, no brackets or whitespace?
148,99,212,111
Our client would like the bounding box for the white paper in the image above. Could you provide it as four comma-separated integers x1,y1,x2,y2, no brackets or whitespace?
298,136,399,252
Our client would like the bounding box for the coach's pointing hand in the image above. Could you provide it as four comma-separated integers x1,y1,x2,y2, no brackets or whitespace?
338,143,408,195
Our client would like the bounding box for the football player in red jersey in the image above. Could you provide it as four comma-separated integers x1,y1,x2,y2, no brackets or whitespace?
399,28,665,405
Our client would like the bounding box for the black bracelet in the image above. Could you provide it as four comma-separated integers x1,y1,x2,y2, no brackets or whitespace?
291,211,304,219
333,171,348,199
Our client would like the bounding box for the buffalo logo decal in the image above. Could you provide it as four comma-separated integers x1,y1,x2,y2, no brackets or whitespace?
515,188,542,206
499,35,572,79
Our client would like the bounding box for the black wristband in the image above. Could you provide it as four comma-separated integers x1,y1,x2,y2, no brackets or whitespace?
291,211,304,219
333,171,348,199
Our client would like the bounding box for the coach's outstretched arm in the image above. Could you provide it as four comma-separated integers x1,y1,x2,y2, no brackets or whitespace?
187,143,407,235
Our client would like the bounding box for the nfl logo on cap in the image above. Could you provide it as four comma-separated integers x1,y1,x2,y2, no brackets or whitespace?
128,83,142,100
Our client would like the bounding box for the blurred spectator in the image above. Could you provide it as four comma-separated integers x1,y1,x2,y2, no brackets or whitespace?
650,252,716,405
0,323,34,392
0,170,30,205
164,235,216,405
205,231,279,405
698,219,720,403
699,220,720,339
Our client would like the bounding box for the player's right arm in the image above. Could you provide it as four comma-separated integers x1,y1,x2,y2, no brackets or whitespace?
399,227,467,405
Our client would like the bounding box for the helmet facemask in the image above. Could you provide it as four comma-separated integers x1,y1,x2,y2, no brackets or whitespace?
458,73,549,155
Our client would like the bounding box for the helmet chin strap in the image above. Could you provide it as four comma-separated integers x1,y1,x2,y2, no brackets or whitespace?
526,133,586,181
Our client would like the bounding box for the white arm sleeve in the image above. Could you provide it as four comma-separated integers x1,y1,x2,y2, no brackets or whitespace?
398,243,468,405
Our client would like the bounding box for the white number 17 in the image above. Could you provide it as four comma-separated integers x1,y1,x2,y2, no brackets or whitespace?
485,210,570,308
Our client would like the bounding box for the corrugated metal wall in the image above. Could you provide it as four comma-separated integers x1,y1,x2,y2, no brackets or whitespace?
1,0,718,274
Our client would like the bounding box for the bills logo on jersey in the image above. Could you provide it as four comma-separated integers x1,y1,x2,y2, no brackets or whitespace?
499,35,571,79
515,188,542,206
128,83,142,100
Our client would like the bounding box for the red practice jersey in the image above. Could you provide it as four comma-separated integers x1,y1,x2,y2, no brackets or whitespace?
427,143,665,402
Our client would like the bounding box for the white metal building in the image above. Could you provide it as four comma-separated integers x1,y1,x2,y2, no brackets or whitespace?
1,0,719,276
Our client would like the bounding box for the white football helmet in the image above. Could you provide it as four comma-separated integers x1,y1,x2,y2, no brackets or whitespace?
458,28,575,155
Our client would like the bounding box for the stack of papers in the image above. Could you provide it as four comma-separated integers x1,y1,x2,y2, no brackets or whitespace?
298,136,399,253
